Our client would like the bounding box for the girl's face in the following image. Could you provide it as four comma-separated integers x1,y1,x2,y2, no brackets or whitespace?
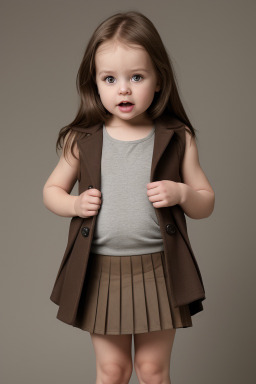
95,40,161,127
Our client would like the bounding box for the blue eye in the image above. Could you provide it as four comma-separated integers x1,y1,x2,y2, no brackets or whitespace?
104,76,114,84
104,76,115,84
132,74,143,82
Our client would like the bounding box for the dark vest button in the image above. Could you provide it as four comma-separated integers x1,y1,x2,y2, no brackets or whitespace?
166,223,176,235
88,185,93,189
81,226,90,237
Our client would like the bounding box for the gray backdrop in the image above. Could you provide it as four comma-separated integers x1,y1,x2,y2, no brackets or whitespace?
1,0,255,383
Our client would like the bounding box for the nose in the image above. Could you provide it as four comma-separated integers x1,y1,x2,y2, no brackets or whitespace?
118,80,131,95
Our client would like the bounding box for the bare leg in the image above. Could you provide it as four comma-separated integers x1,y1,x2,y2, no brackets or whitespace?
134,328,176,384
90,332,133,384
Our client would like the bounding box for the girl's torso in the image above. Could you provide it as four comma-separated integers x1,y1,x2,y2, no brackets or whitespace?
90,123,164,256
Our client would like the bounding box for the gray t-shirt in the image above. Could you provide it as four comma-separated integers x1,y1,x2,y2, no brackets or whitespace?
90,123,164,256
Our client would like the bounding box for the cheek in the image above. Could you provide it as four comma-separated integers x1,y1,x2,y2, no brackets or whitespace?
138,85,156,103
98,87,112,105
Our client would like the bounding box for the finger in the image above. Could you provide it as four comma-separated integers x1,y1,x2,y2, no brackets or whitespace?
88,203,101,210
89,196,101,204
149,194,162,202
152,201,163,208
147,189,161,197
88,189,101,197
147,182,160,189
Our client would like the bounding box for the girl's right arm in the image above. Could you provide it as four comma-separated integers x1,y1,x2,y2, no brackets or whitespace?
42,135,80,217
43,134,102,218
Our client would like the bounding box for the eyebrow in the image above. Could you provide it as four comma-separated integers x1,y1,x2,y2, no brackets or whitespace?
99,69,150,75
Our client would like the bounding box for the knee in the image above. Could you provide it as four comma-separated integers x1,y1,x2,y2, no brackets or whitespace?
134,360,169,384
98,361,133,384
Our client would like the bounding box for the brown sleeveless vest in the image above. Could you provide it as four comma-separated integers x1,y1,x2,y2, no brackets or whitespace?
50,115,206,326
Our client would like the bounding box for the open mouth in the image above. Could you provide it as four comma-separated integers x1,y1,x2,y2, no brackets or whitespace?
118,102,134,106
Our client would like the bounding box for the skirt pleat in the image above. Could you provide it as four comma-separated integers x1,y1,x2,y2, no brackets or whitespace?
74,251,192,335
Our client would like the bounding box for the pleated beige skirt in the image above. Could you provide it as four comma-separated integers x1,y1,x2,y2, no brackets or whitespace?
73,251,192,335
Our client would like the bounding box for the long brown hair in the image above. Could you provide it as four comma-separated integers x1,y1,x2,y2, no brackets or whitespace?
56,11,197,162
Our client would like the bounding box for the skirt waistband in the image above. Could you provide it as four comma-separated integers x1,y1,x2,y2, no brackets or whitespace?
90,251,164,258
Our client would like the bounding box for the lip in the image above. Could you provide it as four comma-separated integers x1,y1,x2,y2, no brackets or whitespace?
118,104,134,113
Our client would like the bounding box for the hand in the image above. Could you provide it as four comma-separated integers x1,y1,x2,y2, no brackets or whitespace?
74,188,102,218
146,180,182,208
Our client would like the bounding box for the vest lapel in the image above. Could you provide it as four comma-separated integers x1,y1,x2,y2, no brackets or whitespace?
77,116,184,191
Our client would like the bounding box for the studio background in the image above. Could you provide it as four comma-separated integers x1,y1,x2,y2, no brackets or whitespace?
1,1,254,383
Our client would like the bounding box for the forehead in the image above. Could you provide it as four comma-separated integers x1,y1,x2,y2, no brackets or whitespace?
95,40,153,71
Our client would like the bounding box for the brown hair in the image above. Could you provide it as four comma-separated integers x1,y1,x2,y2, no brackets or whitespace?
56,11,197,162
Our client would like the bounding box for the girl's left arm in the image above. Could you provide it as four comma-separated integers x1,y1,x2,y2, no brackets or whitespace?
178,128,215,219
